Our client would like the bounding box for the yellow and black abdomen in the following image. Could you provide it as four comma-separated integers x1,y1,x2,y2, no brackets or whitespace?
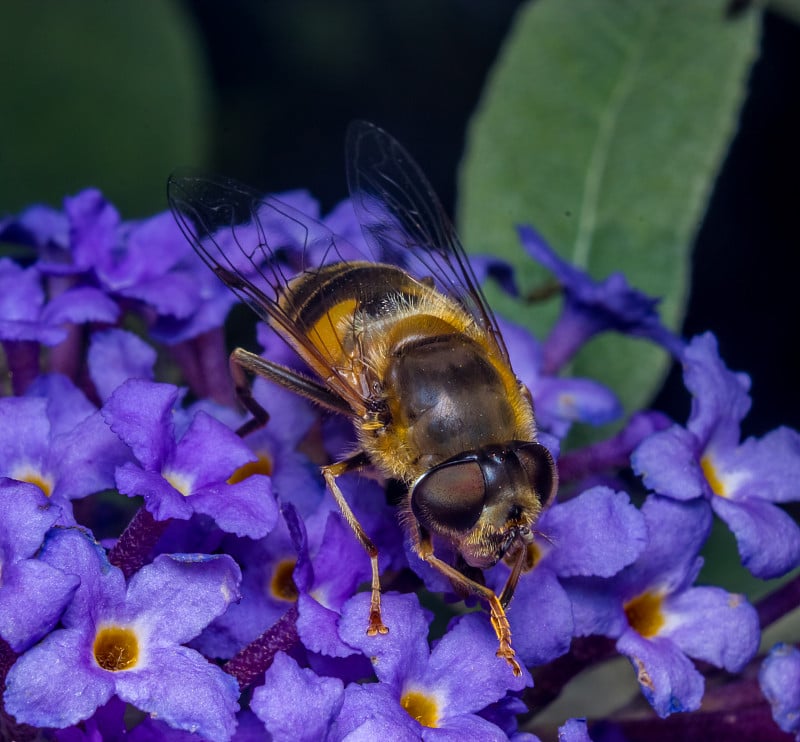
277,260,535,481
275,261,430,406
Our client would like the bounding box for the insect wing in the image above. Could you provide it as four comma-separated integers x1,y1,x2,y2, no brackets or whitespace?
167,171,371,409
345,120,511,362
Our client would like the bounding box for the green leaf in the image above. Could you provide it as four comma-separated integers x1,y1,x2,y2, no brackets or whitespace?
458,0,759,433
0,1,210,218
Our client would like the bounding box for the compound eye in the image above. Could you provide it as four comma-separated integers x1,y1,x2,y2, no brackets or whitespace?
412,459,486,534
516,443,558,508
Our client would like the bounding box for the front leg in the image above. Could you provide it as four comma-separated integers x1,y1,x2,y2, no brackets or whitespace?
412,526,522,677
321,451,388,636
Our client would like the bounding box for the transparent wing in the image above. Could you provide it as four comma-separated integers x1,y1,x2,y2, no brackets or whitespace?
167,171,371,409
345,120,511,362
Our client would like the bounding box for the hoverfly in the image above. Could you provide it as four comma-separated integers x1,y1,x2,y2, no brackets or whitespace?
167,121,558,676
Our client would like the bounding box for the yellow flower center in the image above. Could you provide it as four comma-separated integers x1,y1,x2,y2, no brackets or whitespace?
700,455,727,497
270,558,299,602
624,591,665,638
401,690,439,728
93,626,139,671
11,466,53,497
228,453,273,484
163,469,193,497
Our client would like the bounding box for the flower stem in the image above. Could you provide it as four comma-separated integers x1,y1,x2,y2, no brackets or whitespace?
223,604,300,690
756,570,800,629
108,507,170,579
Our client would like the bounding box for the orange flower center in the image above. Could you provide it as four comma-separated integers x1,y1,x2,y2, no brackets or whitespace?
93,626,139,671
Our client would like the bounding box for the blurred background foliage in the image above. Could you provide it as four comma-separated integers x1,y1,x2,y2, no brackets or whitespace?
1,0,799,596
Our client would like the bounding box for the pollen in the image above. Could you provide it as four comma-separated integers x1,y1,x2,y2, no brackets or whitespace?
93,626,139,671
228,453,273,484
11,466,54,497
401,689,439,728
270,558,299,602
624,590,666,638
700,455,727,497
163,469,194,497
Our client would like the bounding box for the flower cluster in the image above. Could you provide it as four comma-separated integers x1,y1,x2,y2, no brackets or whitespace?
0,188,798,741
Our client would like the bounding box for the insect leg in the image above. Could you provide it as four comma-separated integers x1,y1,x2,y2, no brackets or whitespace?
321,451,389,636
498,542,531,610
413,527,522,677
231,348,353,437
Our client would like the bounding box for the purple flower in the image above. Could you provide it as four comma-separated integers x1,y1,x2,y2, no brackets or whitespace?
287,506,372,659
0,202,68,257
0,258,118,391
632,333,800,578
3,528,242,741
251,652,344,741
493,486,648,668
335,592,530,738
87,328,157,402
191,508,304,660
102,379,277,539
0,375,130,516
517,225,683,373
558,719,592,742
0,479,78,652
232,375,325,517
565,496,760,717
759,643,800,737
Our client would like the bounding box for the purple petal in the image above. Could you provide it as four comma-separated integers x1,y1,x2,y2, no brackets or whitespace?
251,652,344,741
311,513,372,607
115,463,192,521
40,286,119,325
616,630,704,717
615,497,711,598
297,594,358,658
4,628,114,728
682,333,751,450
51,409,132,501
125,554,241,645
424,612,530,718
103,380,179,470
424,714,510,741
663,586,759,671
0,478,60,559
333,682,420,741
118,272,202,317
729,427,800,504
536,377,622,430
558,718,592,742
631,425,706,501
88,329,157,401
759,643,800,735
562,576,627,639
66,189,120,272
171,411,255,488
0,259,45,322
542,487,647,578
339,592,430,689
712,496,800,578
505,566,574,667
25,373,96,435
191,476,276,538
0,559,79,652
0,396,50,477
38,527,126,627
115,645,239,742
